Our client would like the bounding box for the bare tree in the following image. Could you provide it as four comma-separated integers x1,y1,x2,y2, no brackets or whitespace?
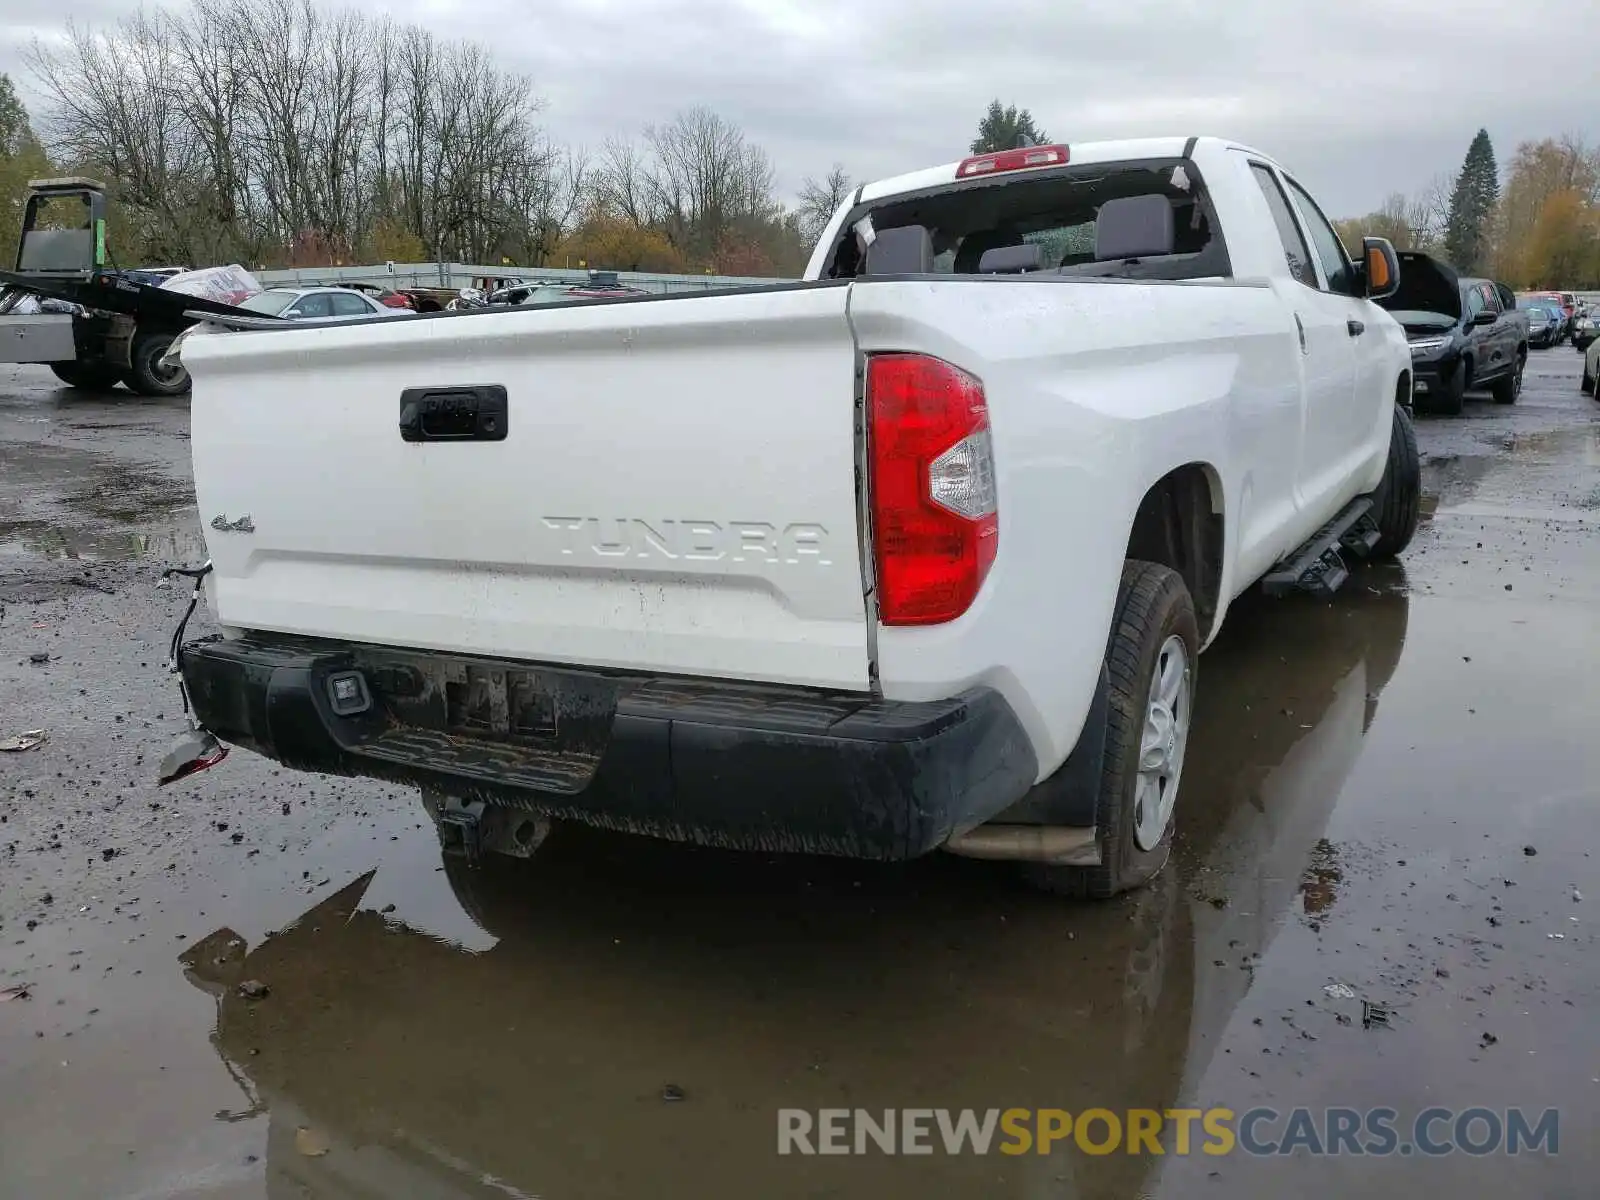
1414,171,1456,247
510,145,589,264
27,0,561,268
796,164,852,246
644,107,781,259
26,6,795,276
26,14,212,261
593,137,655,228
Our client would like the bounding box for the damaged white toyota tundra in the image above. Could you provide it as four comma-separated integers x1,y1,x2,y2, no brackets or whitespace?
170,136,1420,898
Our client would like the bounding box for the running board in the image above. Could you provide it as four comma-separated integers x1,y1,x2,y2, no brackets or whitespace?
1262,496,1378,599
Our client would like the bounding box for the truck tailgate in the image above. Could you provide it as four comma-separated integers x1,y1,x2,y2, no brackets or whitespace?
184,285,872,690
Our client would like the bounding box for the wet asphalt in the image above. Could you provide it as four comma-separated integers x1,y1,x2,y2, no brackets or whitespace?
1,352,1597,1200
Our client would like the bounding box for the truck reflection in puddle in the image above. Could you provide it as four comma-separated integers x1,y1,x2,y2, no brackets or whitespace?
177,570,1409,1199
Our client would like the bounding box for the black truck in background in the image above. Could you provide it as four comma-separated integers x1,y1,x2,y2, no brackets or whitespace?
1376,251,1529,415
0,178,266,396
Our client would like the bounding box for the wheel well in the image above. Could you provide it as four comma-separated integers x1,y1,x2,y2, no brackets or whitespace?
1124,464,1224,641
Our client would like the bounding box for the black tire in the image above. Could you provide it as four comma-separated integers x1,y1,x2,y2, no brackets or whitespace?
1370,403,1421,558
1582,369,1595,396
1491,352,1524,404
1433,360,1466,416
122,331,190,396
48,360,123,391
1021,561,1198,899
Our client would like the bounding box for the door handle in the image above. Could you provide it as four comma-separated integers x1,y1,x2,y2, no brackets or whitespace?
1347,319,1365,337
1294,313,1307,354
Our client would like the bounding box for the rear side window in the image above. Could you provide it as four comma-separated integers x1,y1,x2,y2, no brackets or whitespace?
1249,164,1316,288
291,293,334,318
330,292,372,316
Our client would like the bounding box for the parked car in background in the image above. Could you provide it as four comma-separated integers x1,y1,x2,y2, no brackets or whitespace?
563,271,649,300
490,272,651,307
1379,254,1527,413
117,265,190,286
236,286,403,321
160,286,406,373
487,281,560,306
1570,308,1598,352
1520,292,1570,341
331,282,417,310
1520,298,1564,348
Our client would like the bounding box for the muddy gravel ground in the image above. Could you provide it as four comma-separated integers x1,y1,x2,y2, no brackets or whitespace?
2,352,1598,1200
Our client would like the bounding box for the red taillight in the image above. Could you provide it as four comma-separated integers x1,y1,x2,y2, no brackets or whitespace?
955,144,1069,179
868,354,998,626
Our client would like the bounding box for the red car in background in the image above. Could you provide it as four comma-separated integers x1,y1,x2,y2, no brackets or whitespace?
334,282,416,310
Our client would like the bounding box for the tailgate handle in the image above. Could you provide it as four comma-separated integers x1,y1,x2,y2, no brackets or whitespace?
399,386,508,443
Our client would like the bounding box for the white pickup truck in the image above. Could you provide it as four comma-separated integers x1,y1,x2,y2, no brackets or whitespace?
173,136,1420,898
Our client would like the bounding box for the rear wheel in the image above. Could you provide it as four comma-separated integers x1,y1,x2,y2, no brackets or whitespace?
49,361,123,391
1370,403,1421,558
1491,352,1524,404
1583,366,1595,396
1021,562,1197,899
122,332,190,397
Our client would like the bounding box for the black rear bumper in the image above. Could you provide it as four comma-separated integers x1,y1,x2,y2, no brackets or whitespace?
178,634,1039,860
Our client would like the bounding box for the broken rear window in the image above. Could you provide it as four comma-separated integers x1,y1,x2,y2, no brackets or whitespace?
825,158,1232,283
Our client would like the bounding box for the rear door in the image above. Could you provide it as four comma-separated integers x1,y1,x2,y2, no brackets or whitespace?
1278,171,1388,500
1247,162,1360,523
185,284,874,690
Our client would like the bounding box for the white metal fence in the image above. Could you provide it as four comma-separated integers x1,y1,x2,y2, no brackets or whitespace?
252,262,795,294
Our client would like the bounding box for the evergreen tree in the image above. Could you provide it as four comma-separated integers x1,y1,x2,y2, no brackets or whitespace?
970,100,1049,155
1443,129,1499,273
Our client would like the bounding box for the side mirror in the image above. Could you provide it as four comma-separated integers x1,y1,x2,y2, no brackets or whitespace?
1361,237,1400,300
1472,309,1498,327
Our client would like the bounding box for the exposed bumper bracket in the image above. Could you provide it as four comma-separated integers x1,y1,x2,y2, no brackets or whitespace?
436,798,488,864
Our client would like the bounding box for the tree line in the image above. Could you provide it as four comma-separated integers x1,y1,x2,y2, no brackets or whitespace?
1334,127,1600,290
9,0,862,276
7,30,1596,291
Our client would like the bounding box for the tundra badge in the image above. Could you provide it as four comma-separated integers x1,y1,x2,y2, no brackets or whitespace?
209,514,255,533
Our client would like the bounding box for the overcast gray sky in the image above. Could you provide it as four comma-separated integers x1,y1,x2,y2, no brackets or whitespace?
3,0,1597,218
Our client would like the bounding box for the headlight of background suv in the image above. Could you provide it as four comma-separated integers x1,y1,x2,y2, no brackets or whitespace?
1408,336,1452,356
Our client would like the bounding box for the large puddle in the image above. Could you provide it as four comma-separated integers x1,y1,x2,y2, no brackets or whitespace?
0,441,200,562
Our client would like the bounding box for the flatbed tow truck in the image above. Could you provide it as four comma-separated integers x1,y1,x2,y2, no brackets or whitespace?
0,177,273,395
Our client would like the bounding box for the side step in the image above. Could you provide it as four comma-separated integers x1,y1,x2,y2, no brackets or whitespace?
1262,496,1379,598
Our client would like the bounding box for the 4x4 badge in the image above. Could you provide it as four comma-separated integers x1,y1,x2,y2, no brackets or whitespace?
210,514,255,533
